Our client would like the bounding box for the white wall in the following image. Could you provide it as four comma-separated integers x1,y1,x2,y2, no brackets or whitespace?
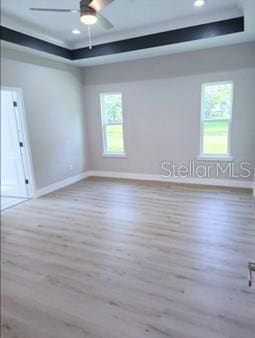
83,42,255,182
1,48,90,190
1,42,254,192
253,175,255,202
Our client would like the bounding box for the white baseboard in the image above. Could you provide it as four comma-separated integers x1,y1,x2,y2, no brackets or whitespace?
35,170,253,198
89,170,253,189
35,172,90,198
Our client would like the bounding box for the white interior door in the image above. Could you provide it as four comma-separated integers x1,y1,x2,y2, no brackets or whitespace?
1,90,29,198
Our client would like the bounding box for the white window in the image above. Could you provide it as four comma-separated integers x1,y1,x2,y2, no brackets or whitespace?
100,92,126,156
200,81,233,159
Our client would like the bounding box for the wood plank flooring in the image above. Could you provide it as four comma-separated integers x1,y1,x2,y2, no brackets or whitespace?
1,177,255,338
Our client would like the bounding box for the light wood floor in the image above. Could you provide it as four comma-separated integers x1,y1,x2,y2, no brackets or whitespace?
1,177,255,338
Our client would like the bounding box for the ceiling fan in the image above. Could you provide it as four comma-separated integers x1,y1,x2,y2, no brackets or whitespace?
30,0,114,30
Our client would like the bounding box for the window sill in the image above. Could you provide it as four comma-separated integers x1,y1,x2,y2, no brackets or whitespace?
102,153,127,158
197,155,233,162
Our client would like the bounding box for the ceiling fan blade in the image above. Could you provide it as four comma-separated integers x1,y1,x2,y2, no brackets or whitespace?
30,8,80,13
96,13,114,30
89,0,114,12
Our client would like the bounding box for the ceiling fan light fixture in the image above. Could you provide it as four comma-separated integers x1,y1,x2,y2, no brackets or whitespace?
194,0,205,7
80,7,98,25
80,13,98,25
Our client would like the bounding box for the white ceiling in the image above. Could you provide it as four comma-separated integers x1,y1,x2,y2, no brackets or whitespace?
1,0,255,66
0,0,246,47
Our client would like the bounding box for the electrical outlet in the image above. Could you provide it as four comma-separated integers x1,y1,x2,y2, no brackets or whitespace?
69,164,73,170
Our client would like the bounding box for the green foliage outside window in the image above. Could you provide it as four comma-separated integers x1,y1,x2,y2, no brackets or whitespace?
104,94,122,123
203,83,232,120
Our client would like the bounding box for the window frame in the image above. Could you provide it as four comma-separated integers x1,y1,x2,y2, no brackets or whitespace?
199,81,234,160
100,92,126,157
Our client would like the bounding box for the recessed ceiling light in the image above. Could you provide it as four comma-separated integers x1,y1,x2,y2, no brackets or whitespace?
194,0,205,7
72,29,81,34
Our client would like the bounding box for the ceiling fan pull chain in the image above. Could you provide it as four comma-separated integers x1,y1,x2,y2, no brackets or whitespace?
88,25,93,49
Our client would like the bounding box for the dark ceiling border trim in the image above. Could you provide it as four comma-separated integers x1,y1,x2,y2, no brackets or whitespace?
0,17,244,61
72,17,244,60
0,26,72,59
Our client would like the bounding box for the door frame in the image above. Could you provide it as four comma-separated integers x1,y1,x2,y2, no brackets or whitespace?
1,86,36,198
